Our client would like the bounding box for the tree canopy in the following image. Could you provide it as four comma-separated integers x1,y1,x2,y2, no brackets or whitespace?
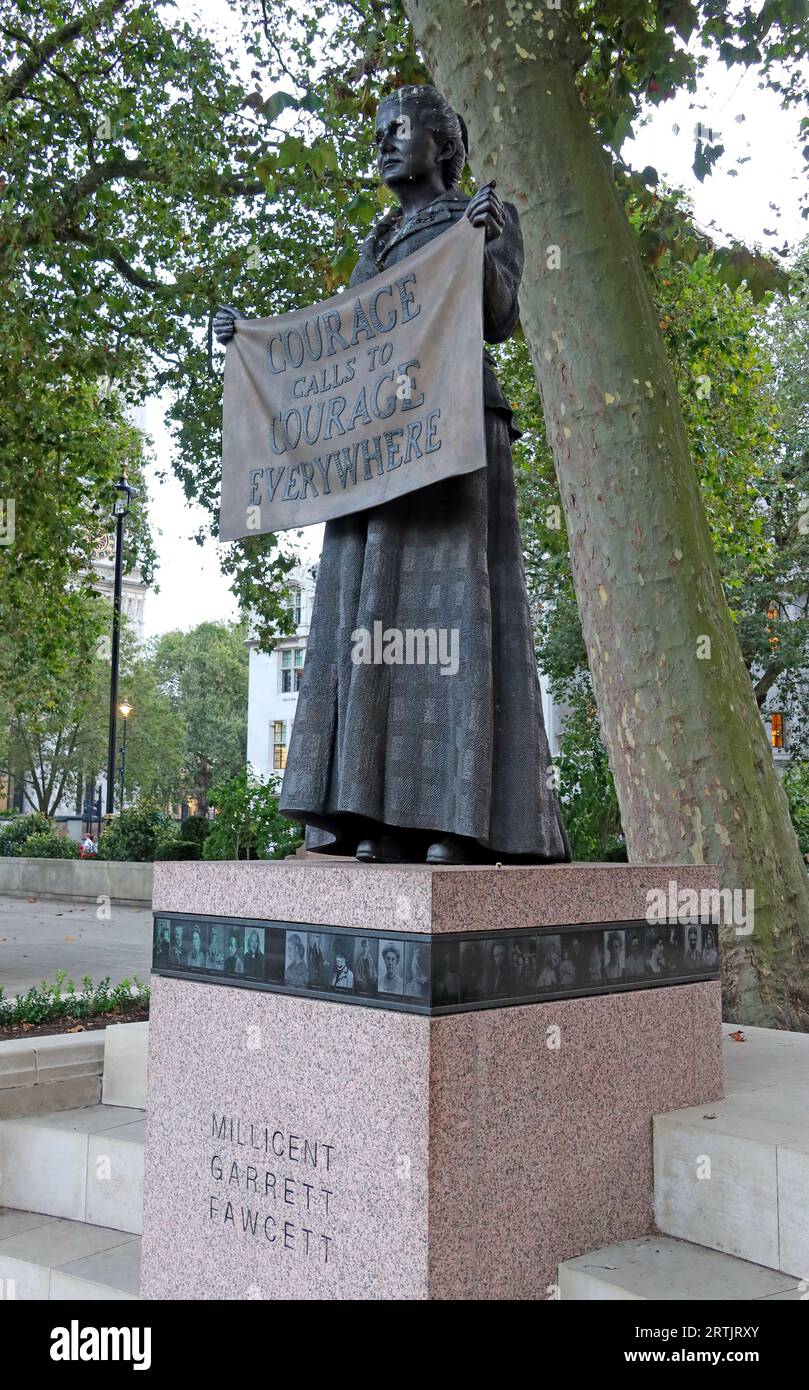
509,207,809,758
5,0,805,643
150,619,249,815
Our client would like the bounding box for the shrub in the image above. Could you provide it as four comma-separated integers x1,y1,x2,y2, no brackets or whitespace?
0,971,149,1028
97,803,174,862
22,832,80,859
784,762,809,859
0,812,51,856
202,770,303,861
557,705,627,862
153,840,200,861
179,814,211,848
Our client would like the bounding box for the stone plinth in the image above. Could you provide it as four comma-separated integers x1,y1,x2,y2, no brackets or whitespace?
141,862,723,1301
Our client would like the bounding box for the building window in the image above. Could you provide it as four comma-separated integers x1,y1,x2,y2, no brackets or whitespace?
770,712,785,751
280,647,305,693
273,720,287,770
284,587,302,627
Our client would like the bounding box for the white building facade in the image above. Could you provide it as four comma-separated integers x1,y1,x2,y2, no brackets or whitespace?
246,569,317,783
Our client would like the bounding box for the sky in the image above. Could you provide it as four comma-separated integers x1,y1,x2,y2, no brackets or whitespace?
140,15,808,640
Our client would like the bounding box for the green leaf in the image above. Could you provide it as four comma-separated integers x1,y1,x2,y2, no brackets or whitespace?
608,110,634,152
262,89,300,122
693,140,725,182
275,134,309,169
307,139,339,177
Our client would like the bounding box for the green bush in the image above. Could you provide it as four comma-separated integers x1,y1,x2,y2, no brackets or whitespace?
202,770,303,861
97,803,175,862
22,832,80,859
0,812,51,856
179,814,211,848
153,839,200,861
784,762,809,859
557,704,627,862
0,971,149,1028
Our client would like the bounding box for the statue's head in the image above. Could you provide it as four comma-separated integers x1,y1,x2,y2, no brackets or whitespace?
375,85,467,195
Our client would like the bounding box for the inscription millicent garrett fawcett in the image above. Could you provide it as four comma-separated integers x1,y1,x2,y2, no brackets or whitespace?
208,1113,337,1267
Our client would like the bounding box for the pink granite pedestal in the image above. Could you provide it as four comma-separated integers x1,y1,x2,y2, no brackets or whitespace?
141,862,723,1301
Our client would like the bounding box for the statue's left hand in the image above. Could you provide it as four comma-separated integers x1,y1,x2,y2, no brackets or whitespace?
213,304,245,345
466,182,505,242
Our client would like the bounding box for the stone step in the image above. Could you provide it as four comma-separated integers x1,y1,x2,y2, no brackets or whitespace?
653,1024,809,1277
559,1234,805,1301
0,1031,104,1119
0,1104,145,1236
0,1208,140,1300
102,1022,148,1110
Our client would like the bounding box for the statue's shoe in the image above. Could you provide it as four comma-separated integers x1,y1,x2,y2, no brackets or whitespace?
355,835,407,864
425,835,474,866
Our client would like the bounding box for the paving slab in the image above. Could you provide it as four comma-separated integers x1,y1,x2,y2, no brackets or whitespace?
560,1234,803,1301
0,894,151,998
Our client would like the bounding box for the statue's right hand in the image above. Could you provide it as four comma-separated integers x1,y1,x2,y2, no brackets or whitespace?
213,304,244,345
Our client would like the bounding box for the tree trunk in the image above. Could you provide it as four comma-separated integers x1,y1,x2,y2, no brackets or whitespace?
404,0,809,1027
195,761,211,819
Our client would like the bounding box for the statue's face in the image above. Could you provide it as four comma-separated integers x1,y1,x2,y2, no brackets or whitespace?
375,102,445,193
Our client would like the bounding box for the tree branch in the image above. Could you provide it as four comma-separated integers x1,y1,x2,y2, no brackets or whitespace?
50,726,80,813
753,661,784,707
65,157,170,207
42,728,63,803
1,0,130,106
63,156,265,208
51,222,186,293
14,720,43,807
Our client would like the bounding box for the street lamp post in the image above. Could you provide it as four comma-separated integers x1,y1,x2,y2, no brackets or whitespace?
118,699,132,811
105,470,136,816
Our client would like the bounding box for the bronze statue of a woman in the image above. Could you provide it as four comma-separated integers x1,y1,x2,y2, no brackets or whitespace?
215,86,570,866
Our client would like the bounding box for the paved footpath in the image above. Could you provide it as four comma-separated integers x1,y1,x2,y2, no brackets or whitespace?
0,894,152,1000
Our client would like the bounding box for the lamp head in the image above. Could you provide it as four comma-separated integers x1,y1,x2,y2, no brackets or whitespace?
112,472,137,518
